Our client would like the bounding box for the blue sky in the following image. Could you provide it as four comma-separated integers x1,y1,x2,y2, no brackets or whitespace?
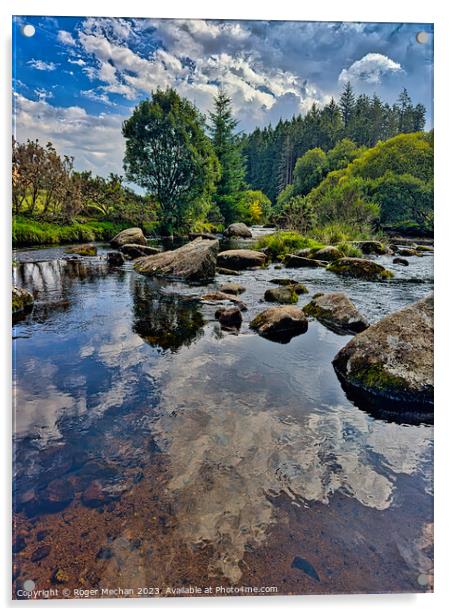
13,16,433,178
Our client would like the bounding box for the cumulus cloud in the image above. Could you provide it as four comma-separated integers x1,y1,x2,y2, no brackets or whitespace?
339,52,403,84
76,17,327,130
13,93,125,177
27,58,58,71
80,89,115,106
34,88,53,102
57,30,76,46
68,57,86,67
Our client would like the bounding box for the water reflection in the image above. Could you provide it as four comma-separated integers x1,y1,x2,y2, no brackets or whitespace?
147,334,433,582
132,279,205,352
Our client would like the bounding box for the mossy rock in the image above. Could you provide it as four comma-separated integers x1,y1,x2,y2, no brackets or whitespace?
65,244,97,256
333,294,433,413
12,287,34,314
311,246,344,262
303,292,369,335
327,258,393,281
264,287,299,305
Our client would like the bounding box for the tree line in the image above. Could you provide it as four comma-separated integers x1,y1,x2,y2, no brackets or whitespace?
241,84,426,202
13,82,430,238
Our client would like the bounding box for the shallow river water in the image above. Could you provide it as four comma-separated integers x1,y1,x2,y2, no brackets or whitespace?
12,231,434,598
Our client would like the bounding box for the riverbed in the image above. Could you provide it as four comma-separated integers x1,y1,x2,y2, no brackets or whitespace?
12,230,434,598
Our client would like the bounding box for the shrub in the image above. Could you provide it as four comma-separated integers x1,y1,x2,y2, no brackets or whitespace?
256,231,324,260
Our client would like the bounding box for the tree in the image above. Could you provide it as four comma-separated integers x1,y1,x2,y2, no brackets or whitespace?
236,190,271,225
292,148,328,196
122,88,219,236
339,81,356,130
326,138,364,172
208,90,246,225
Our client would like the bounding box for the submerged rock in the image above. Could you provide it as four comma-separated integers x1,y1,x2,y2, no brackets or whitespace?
12,287,34,314
107,251,125,266
264,287,298,305
333,294,433,412
312,246,344,262
291,556,320,581
327,258,393,281
217,249,266,270
303,292,369,335
284,254,328,268
250,306,308,343
218,283,246,295
201,291,247,311
216,267,241,275
120,243,160,259
135,237,219,282
393,257,409,266
111,227,146,248
38,478,75,513
223,222,252,238
65,244,97,256
215,307,243,329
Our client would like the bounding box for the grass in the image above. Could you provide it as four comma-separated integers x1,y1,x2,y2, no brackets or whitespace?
255,231,324,261
12,216,130,247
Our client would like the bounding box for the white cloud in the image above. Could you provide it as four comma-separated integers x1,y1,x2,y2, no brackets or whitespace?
80,89,115,106
76,18,328,130
13,93,125,177
57,30,76,46
339,52,403,85
27,58,58,71
34,88,53,102
68,58,86,67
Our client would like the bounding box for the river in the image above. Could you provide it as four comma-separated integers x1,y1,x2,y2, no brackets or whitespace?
12,229,434,597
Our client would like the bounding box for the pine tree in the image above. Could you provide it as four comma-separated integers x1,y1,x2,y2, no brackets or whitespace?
339,81,356,131
208,90,245,225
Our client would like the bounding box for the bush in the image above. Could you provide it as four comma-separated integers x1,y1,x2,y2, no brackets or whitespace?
255,231,324,260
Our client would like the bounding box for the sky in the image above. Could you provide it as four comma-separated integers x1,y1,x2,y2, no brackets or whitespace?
12,16,434,179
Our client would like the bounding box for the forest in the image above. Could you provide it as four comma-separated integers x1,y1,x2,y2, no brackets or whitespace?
12,82,433,247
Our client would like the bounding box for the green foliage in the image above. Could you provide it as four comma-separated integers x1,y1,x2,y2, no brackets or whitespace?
293,148,328,196
12,216,127,247
209,90,246,225
310,222,377,246
123,88,219,236
255,231,324,260
274,195,316,234
370,172,433,232
348,132,433,182
326,138,365,171
242,84,426,203
236,190,271,225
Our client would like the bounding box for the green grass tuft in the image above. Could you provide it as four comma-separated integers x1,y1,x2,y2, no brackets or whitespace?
256,231,324,261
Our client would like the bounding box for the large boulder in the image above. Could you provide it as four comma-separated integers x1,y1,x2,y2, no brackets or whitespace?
327,258,393,281
223,223,252,238
333,294,433,412
65,244,97,256
250,306,308,343
111,227,146,248
217,249,266,270
120,244,160,259
264,287,298,305
12,287,34,314
284,254,328,268
303,292,369,335
134,237,219,282
312,246,344,262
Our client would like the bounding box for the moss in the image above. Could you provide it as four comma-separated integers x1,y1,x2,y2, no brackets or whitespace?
65,244,97,256
255,231,324,261
336,241,363,258
327,258,394,281
352,364,409,392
